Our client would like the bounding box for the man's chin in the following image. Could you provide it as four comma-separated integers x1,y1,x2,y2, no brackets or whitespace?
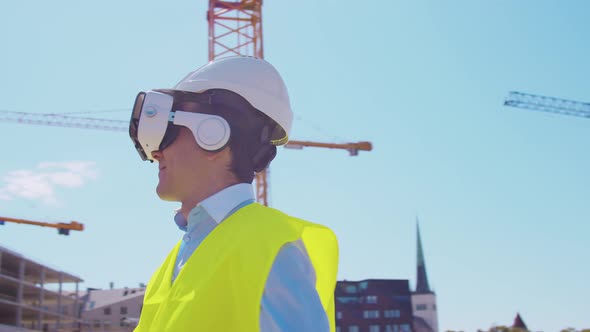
156,185,178,202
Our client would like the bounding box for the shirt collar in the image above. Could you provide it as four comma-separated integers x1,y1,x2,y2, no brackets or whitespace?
173,183,255,230
200,183,255,223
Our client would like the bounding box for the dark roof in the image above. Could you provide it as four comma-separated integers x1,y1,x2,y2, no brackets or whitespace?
512,313,528,330
416,221,432,293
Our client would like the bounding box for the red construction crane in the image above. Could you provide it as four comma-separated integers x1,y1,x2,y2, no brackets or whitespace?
207,0,372,205
207,0,264,61
0,0,372,208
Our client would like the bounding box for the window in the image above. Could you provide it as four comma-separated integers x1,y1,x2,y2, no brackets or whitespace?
336,311,343,320
120,306,128,315
370,325,380,332
392,295,410,304
384,309,401,318
349,326,359,332
363,310,379,319
366,295,378,304
416,304,427,311
401,324,411,332
62,306,68,315
93,320,101,328
104,307,111,315
337,296,360,304
345,285,357,294
386,325,400,332
103,320,112,330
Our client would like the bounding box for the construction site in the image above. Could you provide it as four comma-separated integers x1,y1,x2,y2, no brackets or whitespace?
1,1,588,331
0,245,82,331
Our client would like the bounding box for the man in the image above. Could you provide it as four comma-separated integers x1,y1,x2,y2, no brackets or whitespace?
129,56,339,331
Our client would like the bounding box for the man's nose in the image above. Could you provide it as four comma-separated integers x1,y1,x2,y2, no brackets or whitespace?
151,150,162,161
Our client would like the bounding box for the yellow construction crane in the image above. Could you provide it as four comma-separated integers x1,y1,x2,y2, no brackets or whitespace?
0,216,84,235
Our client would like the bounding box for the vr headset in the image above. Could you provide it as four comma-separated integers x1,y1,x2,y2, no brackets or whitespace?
129,90,231,162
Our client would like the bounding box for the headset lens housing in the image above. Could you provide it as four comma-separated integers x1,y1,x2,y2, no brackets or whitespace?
129,92,148,160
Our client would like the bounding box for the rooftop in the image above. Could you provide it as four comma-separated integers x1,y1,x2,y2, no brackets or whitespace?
85,287,145,311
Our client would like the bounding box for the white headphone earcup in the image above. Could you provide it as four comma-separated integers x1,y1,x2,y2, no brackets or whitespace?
196,117,230,151
172,110,231,151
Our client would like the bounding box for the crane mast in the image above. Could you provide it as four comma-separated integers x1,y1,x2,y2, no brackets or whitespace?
208,0,263,60
208,0,270,205
504,91,590,119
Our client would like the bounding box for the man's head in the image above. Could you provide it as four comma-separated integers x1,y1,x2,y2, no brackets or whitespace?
129,56,293,203
151,89,279,201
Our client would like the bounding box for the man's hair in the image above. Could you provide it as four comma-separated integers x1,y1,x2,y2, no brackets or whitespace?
171,89,278,183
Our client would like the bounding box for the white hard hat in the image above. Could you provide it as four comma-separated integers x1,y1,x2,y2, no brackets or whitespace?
174,56,293,145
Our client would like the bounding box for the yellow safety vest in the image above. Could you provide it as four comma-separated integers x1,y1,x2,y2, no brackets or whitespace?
135,203,339,332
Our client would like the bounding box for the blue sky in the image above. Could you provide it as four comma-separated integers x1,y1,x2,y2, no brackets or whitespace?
1,1,589,331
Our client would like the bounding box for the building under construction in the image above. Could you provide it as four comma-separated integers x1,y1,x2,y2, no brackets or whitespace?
0,245,83,332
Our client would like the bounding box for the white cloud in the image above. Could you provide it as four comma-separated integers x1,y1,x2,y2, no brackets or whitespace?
0,161,98,205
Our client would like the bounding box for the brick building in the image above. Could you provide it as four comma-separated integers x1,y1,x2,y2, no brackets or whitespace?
335,221,438,332
335,279,414,332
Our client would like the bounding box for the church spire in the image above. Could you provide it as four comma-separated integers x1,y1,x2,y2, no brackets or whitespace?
416,218,432,293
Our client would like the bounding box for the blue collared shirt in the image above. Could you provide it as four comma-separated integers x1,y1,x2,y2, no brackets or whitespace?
172,183,329,331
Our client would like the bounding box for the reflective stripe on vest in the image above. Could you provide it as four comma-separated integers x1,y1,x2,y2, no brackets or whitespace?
135,203,339,332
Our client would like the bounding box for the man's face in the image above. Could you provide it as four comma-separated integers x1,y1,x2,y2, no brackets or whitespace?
151,126,213,202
